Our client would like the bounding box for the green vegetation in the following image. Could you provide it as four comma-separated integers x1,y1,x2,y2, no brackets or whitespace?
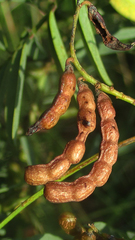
0,0,135,239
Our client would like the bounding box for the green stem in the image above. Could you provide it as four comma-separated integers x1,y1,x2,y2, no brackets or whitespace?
70,2,135,106
0,188,44,229
58,135,135,181
0,136,135,229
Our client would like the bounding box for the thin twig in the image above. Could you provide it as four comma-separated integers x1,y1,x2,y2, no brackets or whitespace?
0,189,44,229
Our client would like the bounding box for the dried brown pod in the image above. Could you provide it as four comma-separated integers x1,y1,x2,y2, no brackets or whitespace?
44,91,119,203
26,60,76,136
24,81,96,185
88,4,135,51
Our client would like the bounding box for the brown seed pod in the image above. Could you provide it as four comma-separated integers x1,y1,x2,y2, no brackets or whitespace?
24,81,96,185
76,80,96,141
44,91,119,203
26,60,76,136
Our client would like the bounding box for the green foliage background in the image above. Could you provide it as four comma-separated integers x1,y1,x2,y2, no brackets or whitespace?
0,0,135,239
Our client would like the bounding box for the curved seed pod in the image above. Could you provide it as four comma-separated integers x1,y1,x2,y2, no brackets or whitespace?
44,91,119,203
44,176,96,202
25,81,96,185
76,81,96,141
24,157,70,186
24,140,85,186
26,60,76,136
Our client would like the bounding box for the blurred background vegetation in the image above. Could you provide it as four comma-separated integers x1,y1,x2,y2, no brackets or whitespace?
0,0,135,239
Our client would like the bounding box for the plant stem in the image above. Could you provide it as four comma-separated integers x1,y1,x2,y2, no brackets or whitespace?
59,135,135,181
118,136,135,148
70,1,135,106
0,136,135,229
0,188,44,229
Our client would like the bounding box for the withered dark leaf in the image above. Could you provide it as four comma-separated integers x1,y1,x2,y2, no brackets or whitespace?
88,5,135,51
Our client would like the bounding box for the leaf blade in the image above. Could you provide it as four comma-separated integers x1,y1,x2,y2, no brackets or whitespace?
49,10,68,71
12,41,32,141
6,40,32,142
78,2,113,85
110,0,135,21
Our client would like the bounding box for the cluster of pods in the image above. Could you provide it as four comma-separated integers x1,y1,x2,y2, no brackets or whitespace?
24,1,131,203
25,59,119,203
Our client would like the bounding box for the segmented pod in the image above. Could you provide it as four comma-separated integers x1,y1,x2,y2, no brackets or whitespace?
26,60,76,136
44,91,119,203
24,81,96,185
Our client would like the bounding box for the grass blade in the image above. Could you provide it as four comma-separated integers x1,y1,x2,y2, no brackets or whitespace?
20,136,36,165
6,49,22,142
49,10,68,71
0,61,11,112
12,41,32,141
6,40,32,143
0,2,19,52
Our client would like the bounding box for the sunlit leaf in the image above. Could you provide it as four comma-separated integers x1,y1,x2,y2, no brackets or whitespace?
0,41,6,51
127,231,135,239
26,233,63,240
94,221,107,231
110,0,135,21
40,234,63,240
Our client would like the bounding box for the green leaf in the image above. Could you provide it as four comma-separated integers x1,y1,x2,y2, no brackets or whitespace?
6,50,21,142
0,41,6,51
127,231,135,239
40,234,63,240
49,10,68,71
20,136,36,165
114,27,135,41
78,0,112,86
94,222,107,231
0,61,11,111
0,2,19,52
26,233,63,240
12,41,33,141
110,0,135,21
6,40,32,142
